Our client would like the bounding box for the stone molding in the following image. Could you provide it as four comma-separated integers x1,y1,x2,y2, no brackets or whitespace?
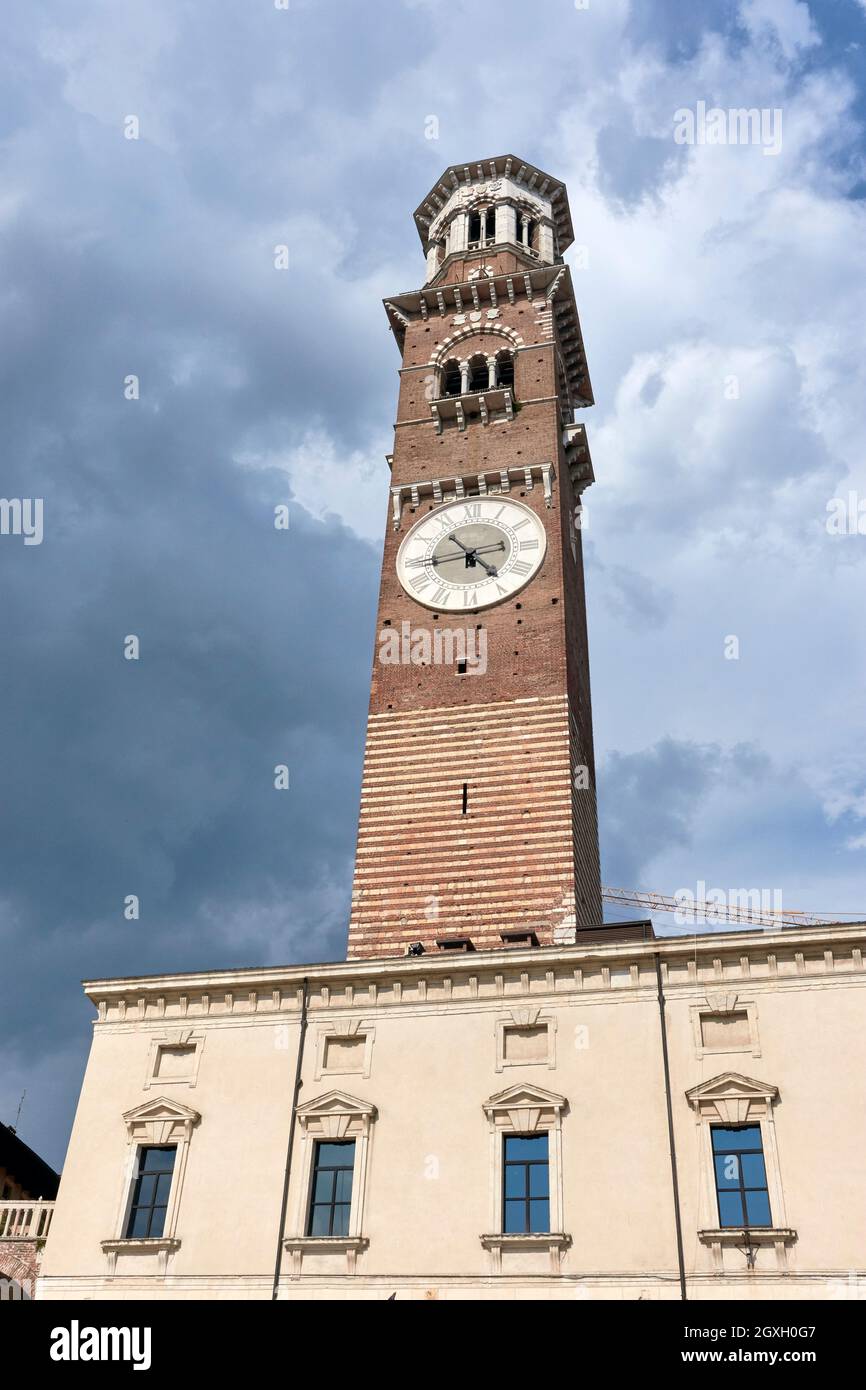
698,1227,797,1274
686,1072,794,1271
106,1097,201,1274
689,997,761,1061
480,1232,572,1275
289,1091,377,1259
494,1009,557,1073
314,1021,375,1080
282,1236,369,1279
84,924,866,1031
483,1084,568,1252
143,1028,205,1089
100,1238,181,1279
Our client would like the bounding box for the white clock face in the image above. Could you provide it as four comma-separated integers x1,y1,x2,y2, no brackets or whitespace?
395,496,547,612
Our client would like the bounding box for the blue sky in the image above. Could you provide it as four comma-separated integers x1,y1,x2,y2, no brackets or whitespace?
1,0,865,1167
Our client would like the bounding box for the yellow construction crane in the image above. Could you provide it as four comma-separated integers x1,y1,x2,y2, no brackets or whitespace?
601,887,861,930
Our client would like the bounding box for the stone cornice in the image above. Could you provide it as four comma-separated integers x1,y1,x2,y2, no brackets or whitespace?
384,263,572,321
383,263,592,409
83,922,866,1024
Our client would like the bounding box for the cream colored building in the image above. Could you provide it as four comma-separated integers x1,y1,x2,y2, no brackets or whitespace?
40,920,866,1300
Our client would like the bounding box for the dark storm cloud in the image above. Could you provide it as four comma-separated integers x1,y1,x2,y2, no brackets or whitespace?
598,737,854,893
599,737,727,886
0,0,438,1162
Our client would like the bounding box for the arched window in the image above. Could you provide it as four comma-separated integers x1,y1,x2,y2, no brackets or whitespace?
468,355,489,393
441,360,462,397
469,207,496,249
496,350,515,390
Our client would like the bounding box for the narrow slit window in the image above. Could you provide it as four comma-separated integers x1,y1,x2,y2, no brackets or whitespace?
461,782,468,814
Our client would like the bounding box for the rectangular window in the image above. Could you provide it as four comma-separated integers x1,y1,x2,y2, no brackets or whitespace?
503,1133,549,1234
125,1146,176,1239
307,1140,356,1238
711,1125,771,1228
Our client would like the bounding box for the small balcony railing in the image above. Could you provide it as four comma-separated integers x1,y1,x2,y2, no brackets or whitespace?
429,387,515,432
0,1200,55,1242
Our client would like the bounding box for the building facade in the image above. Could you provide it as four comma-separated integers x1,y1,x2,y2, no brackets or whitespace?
0,1121,59,1299
39,157,866,1301
38,924,866,1300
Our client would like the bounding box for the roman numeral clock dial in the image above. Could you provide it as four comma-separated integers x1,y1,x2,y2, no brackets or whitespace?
395,497,546,611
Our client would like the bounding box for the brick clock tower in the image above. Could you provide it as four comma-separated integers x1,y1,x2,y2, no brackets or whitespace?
347,155,602,959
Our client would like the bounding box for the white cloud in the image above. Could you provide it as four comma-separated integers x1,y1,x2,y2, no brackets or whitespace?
237,426,389,544
739,0,821,60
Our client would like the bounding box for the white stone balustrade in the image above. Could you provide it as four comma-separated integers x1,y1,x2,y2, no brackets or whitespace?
0,1200,55,1241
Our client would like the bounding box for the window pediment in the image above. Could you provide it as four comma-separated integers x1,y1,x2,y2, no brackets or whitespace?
483,1083,567,1134
686,1071,778,1125
296,1090,377,1140
122,1097,201,1145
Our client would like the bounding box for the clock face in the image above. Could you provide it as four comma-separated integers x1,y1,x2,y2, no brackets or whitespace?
395,496,547,612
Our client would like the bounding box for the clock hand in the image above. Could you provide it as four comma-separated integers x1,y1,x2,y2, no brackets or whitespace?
405,542,507,570
446,534,506,566
456,541,505,575
405,549,471,569
473,554,499,577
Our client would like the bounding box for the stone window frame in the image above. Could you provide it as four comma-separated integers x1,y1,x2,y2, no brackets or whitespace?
101,1096,201,1277
495,1008,557,1073
686,1071,796,1272
283,1090,377,1277
313,1022,375,1081
480,1083,571,1273
143,1029,205,1090
689,994,760,1061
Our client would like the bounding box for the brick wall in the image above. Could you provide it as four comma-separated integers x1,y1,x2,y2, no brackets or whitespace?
0,1243,38,1298
346,262,602,958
